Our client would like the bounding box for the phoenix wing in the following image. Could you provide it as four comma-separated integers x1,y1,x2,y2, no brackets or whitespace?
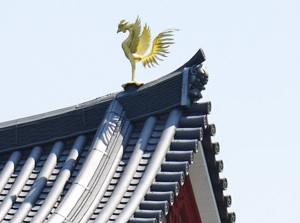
130,17,142,53
141,29,178,67
136,24,151,56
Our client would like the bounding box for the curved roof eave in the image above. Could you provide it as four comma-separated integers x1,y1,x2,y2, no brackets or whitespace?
0,48,235,223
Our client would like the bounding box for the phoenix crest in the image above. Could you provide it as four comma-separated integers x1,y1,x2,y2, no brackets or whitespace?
117,17,178,86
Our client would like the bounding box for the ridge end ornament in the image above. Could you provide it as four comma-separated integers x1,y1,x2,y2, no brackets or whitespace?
117,16,178,88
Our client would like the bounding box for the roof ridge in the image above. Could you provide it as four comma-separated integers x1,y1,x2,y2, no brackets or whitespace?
0,49,206,130
0,93,116,129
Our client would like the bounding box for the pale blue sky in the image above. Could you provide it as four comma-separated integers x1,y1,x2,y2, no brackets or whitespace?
1,1,300,222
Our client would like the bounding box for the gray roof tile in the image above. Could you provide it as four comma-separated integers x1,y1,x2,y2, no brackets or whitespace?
0,49,235,223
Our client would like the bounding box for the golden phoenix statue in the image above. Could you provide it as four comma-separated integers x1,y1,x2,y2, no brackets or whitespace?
117,17,178,86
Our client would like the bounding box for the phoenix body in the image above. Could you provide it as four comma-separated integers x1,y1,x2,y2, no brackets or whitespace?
117,17,178,85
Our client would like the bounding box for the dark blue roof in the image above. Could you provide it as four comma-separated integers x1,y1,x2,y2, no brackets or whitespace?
0,49,235,223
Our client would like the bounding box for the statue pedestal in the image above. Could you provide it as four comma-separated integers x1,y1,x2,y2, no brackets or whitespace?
122,81,144,92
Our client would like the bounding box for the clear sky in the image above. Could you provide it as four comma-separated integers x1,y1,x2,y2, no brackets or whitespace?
0,1,299,222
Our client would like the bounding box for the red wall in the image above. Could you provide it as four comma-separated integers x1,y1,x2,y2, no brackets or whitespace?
167,176,202,223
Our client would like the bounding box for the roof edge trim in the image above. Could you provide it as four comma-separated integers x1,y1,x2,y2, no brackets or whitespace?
0,93,116,129
47,100,130,222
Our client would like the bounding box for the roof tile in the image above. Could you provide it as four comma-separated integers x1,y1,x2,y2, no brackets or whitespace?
0,49,235,223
